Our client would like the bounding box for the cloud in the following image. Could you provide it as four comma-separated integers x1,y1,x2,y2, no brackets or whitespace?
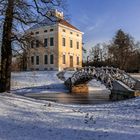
85,18,106,33
78,13,90,25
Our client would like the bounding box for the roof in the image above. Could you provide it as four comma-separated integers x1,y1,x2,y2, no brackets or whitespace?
59,19,80,31
29,17,81,32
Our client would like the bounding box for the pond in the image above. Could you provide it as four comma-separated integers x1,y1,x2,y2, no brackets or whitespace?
24,90,111,105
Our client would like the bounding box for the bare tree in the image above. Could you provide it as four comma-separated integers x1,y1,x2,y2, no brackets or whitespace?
89,43,102,63
86,29,140,71
0,0,66,92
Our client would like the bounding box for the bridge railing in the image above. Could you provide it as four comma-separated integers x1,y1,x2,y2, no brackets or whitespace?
64,66,139,91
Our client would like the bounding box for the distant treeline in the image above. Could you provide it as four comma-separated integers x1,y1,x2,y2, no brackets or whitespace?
83,29,140,73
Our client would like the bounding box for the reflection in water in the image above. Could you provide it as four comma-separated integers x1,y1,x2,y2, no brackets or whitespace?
25,90,111,104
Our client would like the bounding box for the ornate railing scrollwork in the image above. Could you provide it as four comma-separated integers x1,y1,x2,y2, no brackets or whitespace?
64,66,139,91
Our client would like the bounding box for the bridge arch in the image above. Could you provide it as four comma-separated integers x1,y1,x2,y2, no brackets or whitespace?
63,67,139,91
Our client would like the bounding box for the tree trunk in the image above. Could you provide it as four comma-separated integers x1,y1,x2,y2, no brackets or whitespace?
0,0,14,92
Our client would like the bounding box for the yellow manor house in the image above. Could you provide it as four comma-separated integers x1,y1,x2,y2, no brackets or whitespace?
27,10,83,71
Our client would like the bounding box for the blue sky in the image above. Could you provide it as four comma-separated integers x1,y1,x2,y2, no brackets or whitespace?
67,0,140,50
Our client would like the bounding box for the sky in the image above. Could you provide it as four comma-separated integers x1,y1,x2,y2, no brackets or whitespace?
67,0,140,51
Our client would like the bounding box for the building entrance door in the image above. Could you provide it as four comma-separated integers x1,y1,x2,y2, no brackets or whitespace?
70,56,73,67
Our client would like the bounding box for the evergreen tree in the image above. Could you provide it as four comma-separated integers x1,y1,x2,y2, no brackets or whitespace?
109,29,134,70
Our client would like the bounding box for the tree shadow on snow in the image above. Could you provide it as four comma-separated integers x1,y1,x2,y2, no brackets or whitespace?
11,83,69,95
0,115,139,140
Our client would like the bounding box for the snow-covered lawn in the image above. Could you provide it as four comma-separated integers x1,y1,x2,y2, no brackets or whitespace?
0,93,140,140
11,71,69,94
131,74,140,81
11,71,108,95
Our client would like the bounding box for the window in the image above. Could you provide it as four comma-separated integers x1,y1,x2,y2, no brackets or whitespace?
70,32,73,34
77,56,80,65
44,30,47,33
50,54,54,64
62,38,66,46
50,37,54,46
63,55,66,64
36,31,39,34
44,55,48,64
31,56,34,65
31,32,34,35
44,38,48,47
77,34,79,37
70,40,73,48
36,56,39,65
63,29,66,32
77,42,79,49
36,40,39,48
50,29,54,32
31,40,34,48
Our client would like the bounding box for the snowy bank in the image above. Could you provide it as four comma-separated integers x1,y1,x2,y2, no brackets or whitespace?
11,71,69,94
0,93,140,140
11,71,109,95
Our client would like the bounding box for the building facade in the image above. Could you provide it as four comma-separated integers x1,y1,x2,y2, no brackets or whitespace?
27,10,83,71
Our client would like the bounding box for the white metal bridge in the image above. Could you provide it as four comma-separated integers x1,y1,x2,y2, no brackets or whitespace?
58,67,140,93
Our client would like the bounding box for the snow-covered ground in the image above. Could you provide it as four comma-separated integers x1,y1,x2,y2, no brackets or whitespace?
11,71,69,94
131,74,140,81
11,71,109,95
0,71,139,140
0,93,140,140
